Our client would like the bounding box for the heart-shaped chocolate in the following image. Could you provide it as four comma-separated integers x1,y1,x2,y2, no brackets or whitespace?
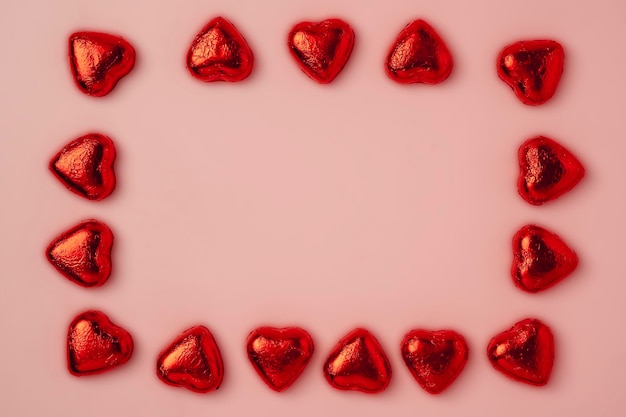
288,19,355,84
50,133,116,201
186,17,254,82
497,40,564,105
46,219,113,287
323,328,391,393
487,318,554,386
156,326,224,393
69,31,136,97
67,310,134,376
512,224,578,293
385,19,453,84
246,326,314,392
518,136,585,205
400,329,468,394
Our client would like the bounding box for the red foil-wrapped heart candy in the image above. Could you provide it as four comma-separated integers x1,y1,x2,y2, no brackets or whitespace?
512,224,578,293
487,318,554,386
50,133,116,201
156,326,224,393
246,326,314,392
288,19,355,84
518,136,585,205
385,19,453,84
46,219,113,287
400,329,468,394
497,40,565,105
323,328,391,393
69,31,136,97
186,17,254,82
67,310,134,376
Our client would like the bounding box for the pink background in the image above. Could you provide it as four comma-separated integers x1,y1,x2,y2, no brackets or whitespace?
1,0,625,415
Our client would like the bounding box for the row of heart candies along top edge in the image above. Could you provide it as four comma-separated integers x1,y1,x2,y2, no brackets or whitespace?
68,311,555,394
69,17,564,105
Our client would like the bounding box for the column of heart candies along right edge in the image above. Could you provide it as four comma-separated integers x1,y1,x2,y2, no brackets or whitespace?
44,17,586,395
494,39,585,387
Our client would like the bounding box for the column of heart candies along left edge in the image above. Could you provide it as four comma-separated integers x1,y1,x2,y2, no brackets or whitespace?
48,31,135,377
46,32,135,376
47,16,578,395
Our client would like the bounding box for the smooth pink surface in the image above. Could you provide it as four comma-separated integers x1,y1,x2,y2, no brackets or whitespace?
0,0,625,415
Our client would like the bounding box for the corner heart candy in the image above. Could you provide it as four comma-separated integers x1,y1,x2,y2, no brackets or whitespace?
246,327,314,392
156,326,224,393
323,328,391,393
512,224,578,293
400,329,468,394
518,136,585,205
67,310,134,376
487,318,554,386
69,31,136,97
46,219,113,287
385,19,453,84
50,133,116,201
497,40,565,105
288,19,355,84
186,17,254,82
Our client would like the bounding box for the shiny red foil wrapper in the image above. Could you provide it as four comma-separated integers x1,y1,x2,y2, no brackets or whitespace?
69,31,136,97
323,328,391,393
512,224,578,293
487,318,554,386
246,327,314,392
156,326,224,393
288,19,355,84
186,17,254,82
385,19,453,84
67,310,134,376
497,40,564,105
46,219,113,287
50,133,116,201
518,136,585,205
401,329,468,394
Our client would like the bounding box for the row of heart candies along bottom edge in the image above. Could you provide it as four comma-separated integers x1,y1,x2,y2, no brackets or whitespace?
67,311,555,394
